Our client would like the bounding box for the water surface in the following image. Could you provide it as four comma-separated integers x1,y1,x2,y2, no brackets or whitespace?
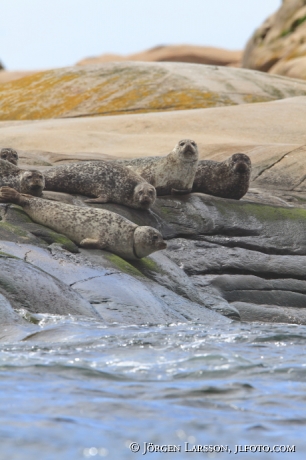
0,317,305,459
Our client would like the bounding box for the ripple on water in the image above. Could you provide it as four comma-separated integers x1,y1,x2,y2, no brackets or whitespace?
0,317,305,459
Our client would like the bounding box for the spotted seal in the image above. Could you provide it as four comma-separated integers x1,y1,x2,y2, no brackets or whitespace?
116,139,199,196
0,148,19,166
43,160,156,210
0,187,167,260
0,159,45,196
192,153,252,200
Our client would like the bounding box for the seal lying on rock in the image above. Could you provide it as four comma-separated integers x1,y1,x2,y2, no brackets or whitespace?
0,148,19,166
0,187,167,260
192,153,251,200
43,161,156,210
0,159,45,196
116,139,199,196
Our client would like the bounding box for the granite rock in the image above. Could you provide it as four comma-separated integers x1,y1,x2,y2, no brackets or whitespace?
1,62,306,120
243,0,306,80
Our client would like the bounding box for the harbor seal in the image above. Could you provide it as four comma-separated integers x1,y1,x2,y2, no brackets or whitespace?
192,153,251,200
0,159,45,196
0,187,167,260
0,148,19,166
43,161,156,210
116,139,199,196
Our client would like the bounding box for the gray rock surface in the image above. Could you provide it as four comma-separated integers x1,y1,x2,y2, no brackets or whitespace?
1,189,306,331
0,254,100,318
0,241,229,326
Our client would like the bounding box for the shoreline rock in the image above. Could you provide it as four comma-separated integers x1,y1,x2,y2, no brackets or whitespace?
1,189,306,332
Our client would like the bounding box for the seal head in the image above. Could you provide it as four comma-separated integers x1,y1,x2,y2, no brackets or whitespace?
0,148,19,166
192,153,251,200
228,153,251,174
133,183,156,210
20,171,45,197
133,226,167,259
175,139,198,163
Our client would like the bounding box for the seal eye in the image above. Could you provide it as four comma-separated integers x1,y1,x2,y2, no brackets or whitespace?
152,235,159,241
179,141,185,146
2,155,6,158
191,141,196,147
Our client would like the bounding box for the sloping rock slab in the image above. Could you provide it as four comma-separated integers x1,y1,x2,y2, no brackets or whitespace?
1,190,306,326
30,191,306,324
1,62,306,120
0,241,230,325
232,302,306,325
87,193,306,254
0,254,99,318
77,45,242,67
0,97,305,163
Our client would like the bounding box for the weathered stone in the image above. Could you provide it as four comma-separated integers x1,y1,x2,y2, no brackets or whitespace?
1,185,306,327
82,194,306,254
243,0,306,80
1,96,306,211
131,252,240,319
0,291,37,341
77,45,242,67
0,241,229,325
0,254,99,317
0,70,39,84
231,302,306,325
1,62,306,121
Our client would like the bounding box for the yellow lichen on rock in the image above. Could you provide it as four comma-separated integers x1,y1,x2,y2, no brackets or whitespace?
1,62,306,120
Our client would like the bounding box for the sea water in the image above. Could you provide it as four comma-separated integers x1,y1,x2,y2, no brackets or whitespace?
0,317,305,459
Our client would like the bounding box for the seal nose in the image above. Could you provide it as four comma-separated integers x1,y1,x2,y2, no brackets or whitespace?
182,140,196,156
235,162,248,173
140,194,151,205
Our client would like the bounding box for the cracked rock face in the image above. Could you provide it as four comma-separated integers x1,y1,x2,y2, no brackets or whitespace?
79,193,306,325
0,254,101,318
1,188,305,329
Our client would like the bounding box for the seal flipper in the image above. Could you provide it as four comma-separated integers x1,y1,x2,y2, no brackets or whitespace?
79,238,106,249
0,186,22,204
84,194,108,204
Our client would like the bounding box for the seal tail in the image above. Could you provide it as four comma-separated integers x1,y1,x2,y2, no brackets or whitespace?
0,186,22,204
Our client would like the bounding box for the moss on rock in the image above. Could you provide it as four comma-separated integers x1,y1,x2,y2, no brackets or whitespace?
104,253,145,278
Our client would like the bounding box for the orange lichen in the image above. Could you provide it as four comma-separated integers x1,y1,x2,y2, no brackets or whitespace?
243,94,274,104
0,70,239,120
0,65,305,120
